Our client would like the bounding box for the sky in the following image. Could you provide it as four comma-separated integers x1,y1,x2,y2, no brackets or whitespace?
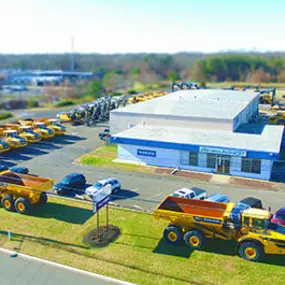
0,0,285,54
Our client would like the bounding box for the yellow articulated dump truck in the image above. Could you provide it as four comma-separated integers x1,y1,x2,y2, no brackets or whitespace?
0,140,11,153
0,128,27,148
38,118,66,135
154,196,285,262
0,172,54,214
19,119,54,139
4,124,41,143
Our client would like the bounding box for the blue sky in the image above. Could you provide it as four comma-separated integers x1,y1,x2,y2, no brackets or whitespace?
0,0,284,53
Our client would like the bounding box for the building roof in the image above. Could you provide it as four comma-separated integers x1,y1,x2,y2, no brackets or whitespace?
112,89,259,120
111,124,284,157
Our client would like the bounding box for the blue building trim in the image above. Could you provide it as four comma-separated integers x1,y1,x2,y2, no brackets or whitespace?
111,136,281,160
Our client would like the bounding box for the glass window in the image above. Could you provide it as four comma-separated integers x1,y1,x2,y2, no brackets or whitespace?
252,218,265,229
207,154,216,168
241,158,261,174
189,152,198,166
243,217,250,226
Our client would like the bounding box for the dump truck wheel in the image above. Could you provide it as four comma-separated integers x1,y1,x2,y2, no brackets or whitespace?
163,225,183,245
184,230,205,250
277,119,285,125
39,192,48,205
14,197,30,214
239,242,264,262
1,195,15,212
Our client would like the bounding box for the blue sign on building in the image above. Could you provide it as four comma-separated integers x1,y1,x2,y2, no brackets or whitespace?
95,195,111,212
137,149,156,157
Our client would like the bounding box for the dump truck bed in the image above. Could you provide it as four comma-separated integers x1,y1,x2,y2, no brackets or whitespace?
154,196,235,222
0,172,54,191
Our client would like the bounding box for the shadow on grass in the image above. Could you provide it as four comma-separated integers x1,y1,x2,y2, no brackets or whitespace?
111,189,139,201
31,202,94,225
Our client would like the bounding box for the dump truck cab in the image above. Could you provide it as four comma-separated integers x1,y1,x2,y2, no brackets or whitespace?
33,122,54,139
0,140,10,153
45,118,66,135
2,130,27,148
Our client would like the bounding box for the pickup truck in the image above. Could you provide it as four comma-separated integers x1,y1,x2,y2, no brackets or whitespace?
171,187,207,200
99,128,110,140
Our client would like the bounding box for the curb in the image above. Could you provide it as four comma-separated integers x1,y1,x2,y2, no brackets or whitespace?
0,248,136,285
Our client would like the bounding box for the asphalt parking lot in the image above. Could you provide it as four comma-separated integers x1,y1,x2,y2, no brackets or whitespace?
1,122,285,212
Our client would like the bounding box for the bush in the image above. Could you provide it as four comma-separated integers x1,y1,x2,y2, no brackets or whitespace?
0,112,13,121
28,99,40,108
111,91,123,96
127,89,138,95
6,99,28,109
55,100,75,107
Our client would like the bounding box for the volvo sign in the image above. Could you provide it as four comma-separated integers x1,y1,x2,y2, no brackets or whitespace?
137,149,156,157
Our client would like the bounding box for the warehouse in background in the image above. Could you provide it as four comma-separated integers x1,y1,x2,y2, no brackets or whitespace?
110,90,284,180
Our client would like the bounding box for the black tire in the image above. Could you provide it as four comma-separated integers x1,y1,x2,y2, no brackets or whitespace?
14,197,30,214
1,194,15,212
112,187,120,194
238,242,264,262
277,119,285,125
39,192,48,205
163,225,183,245
184,230,205,250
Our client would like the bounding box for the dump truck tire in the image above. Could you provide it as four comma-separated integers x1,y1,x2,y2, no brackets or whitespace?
184,230,205,250
39,192,48,205
163,225,183,245
1,194,15,212
14,197,30,214
239,242,264,262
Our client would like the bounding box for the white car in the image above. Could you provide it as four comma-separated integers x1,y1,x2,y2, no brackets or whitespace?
171,187,207,200
85,177,121,196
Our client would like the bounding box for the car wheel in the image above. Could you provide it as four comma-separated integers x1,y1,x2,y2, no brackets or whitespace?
113,187,120,194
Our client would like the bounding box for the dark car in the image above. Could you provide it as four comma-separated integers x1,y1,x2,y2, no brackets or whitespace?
54,173,87,195
99,128,110,140
238,197,263,209
271,208,285,227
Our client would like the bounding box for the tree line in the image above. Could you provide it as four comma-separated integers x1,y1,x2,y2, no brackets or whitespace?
1,52,285,83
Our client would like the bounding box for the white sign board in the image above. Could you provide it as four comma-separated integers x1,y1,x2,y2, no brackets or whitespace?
92,184,112,213
199,146,247,157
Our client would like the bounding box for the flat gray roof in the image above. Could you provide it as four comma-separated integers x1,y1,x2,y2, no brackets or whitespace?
112,124,284,153
112,90,259,120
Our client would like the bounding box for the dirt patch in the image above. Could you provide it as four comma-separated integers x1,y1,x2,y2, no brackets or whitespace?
83,225,120,247
230,177,280,191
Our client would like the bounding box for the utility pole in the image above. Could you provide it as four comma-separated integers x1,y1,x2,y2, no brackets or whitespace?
71,36,75,72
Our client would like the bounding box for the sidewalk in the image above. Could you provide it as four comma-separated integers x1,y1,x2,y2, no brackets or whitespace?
155,168,283,192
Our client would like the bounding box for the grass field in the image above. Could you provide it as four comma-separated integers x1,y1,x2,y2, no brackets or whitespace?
80,144,155,174
0,196,284,285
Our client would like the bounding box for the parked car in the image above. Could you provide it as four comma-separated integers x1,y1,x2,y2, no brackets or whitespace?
0,165,29,174
205,193,230,203
99,128,110,140
271,208,285,227
171,187,207,200
54,173,87,195
85,177,121,196
238,197,263,209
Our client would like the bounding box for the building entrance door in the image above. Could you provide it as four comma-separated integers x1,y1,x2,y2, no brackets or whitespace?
216,156,230,173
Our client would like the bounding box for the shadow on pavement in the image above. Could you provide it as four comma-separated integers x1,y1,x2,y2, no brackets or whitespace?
111,189,139,201
14,146,49,156
61,134,86,141
32,202,93,224
0,151,31,162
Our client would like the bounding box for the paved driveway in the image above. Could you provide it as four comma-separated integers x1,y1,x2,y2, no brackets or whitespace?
1,124,285,212
0,250,132,285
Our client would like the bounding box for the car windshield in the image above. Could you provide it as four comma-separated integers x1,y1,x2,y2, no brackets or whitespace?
61,176,73,184
172,193,180,197
37,124,46,128
7,132,17,137
94,182,103,189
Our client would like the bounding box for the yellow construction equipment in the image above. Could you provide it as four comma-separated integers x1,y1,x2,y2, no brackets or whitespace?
0,172,54,214
38,118,66,135
154,196,285,262
18,119,54,139
129,91,168,104
0,128,27,148
0,140,10,153
268,112,285,125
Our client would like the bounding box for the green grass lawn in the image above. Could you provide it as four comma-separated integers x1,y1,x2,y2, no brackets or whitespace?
0,196,284,285
80,144,155,174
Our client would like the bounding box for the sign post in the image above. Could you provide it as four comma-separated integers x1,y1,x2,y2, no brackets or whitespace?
92,185,112,240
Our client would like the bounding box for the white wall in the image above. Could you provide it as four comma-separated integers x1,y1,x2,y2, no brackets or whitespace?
110,112,233,134
117,144,273,180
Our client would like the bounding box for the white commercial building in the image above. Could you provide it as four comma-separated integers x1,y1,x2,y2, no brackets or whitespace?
110,90,284,180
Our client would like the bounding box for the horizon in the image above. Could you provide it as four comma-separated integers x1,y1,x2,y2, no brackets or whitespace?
1,0,285,54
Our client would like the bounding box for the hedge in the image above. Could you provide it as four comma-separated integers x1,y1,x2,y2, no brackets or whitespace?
0,112,13,121
55,100,75,107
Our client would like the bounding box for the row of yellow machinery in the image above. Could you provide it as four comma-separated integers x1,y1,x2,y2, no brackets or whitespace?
154,196,285,262
128,91,169,104
0,118,66,153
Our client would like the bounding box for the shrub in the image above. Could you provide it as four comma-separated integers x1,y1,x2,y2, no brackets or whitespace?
111,91,123,96
6,99,28,109
55,100,75,107
0,112,13,121
28,99,40,108
127,89,138,95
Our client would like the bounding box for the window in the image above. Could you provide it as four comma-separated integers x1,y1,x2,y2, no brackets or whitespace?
241,158,261,174
189,152,198,166
243,217,250,227
207,154,216,168
252,218,266,229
